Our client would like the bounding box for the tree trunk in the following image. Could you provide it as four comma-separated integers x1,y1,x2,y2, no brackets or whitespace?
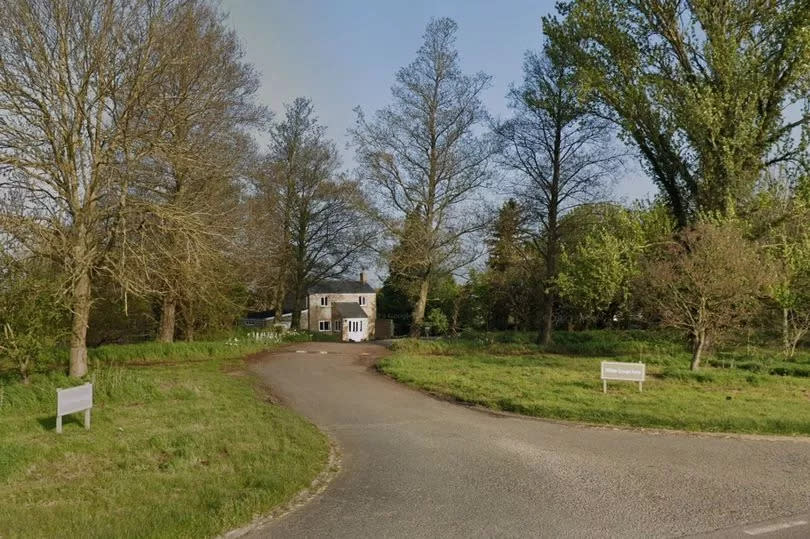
782,307,791,359
290,307,301,330
290,283,305,330
184,303,195,342
272,279,286,326
539,294,554,345
790,334,803,359
20,355,31,385
409,278,430,338
691,330,705,371
157,295,176,343
538,125,561,346
69,268,91,378
450,295,461,336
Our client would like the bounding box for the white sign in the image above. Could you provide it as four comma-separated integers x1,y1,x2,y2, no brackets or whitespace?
56,383,93,433
601,361,645,392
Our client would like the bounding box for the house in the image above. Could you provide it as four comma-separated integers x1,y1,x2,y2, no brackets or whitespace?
307,272,376,341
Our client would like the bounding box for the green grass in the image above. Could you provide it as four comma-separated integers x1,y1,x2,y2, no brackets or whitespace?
380,331,810,436
0,339,328,538
87,339,279,366
0,331,321,379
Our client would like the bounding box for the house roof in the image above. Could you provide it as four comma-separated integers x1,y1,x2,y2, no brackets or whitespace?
244,309,290,320
244,310,278,320
244,308,308,319
308,279,375,294
332,302,369,319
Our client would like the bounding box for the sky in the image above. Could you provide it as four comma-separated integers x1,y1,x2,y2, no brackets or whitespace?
220,0,657,203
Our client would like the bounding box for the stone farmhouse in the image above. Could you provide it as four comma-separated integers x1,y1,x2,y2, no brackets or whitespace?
305,272,377,341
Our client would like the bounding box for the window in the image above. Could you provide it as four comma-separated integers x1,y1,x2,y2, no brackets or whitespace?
349,320,364,332
320,296,328,306
318,320,331,331
335,320,342,332
358,296,366,306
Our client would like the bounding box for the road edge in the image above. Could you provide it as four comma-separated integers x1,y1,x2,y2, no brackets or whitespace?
221,436,342,539
219,350,345,539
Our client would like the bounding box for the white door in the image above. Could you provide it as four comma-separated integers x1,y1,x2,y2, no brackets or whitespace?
347,319,365,342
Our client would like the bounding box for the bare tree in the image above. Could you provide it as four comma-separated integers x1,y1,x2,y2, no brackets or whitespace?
494,49,620,344
0,1,178,376
351,18,494,336
257,98,372,327
128,0,265,342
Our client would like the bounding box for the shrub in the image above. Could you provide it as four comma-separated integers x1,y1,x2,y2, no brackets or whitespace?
0,259,68,383
425,309,449,336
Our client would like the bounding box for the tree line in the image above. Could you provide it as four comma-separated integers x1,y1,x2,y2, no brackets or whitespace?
2,0,810,381
0,0,372,380
375,3,810,371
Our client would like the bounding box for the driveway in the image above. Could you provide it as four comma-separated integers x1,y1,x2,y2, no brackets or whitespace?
246,342,810,538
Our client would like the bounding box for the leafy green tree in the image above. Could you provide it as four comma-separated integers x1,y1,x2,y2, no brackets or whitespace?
377,273,414,336
556,204,644,327
546,0,810,227
457,269,496,331
426,274,460,326
487,199,528,272
765,190,810,358
485,200,538,331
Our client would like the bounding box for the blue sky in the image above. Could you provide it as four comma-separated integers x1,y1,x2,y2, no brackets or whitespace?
221,0,656,202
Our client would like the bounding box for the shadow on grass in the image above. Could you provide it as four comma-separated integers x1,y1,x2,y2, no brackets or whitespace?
37,413,85,432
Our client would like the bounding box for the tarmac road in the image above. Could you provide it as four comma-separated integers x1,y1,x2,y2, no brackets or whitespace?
245,342,810,538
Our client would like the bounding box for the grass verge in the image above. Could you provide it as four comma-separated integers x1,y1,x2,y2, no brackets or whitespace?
379,333,810,436
0,342,328,538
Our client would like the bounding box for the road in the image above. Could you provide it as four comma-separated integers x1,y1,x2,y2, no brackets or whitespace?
245,342,810,538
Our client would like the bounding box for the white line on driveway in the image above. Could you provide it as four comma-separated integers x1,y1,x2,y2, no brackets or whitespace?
744,520,808,535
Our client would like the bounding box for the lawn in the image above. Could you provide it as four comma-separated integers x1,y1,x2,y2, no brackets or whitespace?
0,339,328,538
378,331,810,435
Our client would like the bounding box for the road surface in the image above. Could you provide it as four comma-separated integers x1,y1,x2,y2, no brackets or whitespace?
245,342,810,538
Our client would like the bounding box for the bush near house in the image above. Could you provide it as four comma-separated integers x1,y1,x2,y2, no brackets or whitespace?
0,338,328,538
379,330,810,436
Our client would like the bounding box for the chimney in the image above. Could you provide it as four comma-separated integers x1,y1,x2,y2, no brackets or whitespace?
360,271,366,284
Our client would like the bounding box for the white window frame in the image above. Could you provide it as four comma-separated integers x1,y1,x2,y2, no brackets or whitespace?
359,296,366,306
318,320,331,331
320,296,329,306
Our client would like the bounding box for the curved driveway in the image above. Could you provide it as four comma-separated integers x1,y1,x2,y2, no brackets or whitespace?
246,342,810,538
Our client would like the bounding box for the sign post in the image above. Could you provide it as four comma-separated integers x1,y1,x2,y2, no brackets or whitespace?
600,361,645,393
56,383,93,433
